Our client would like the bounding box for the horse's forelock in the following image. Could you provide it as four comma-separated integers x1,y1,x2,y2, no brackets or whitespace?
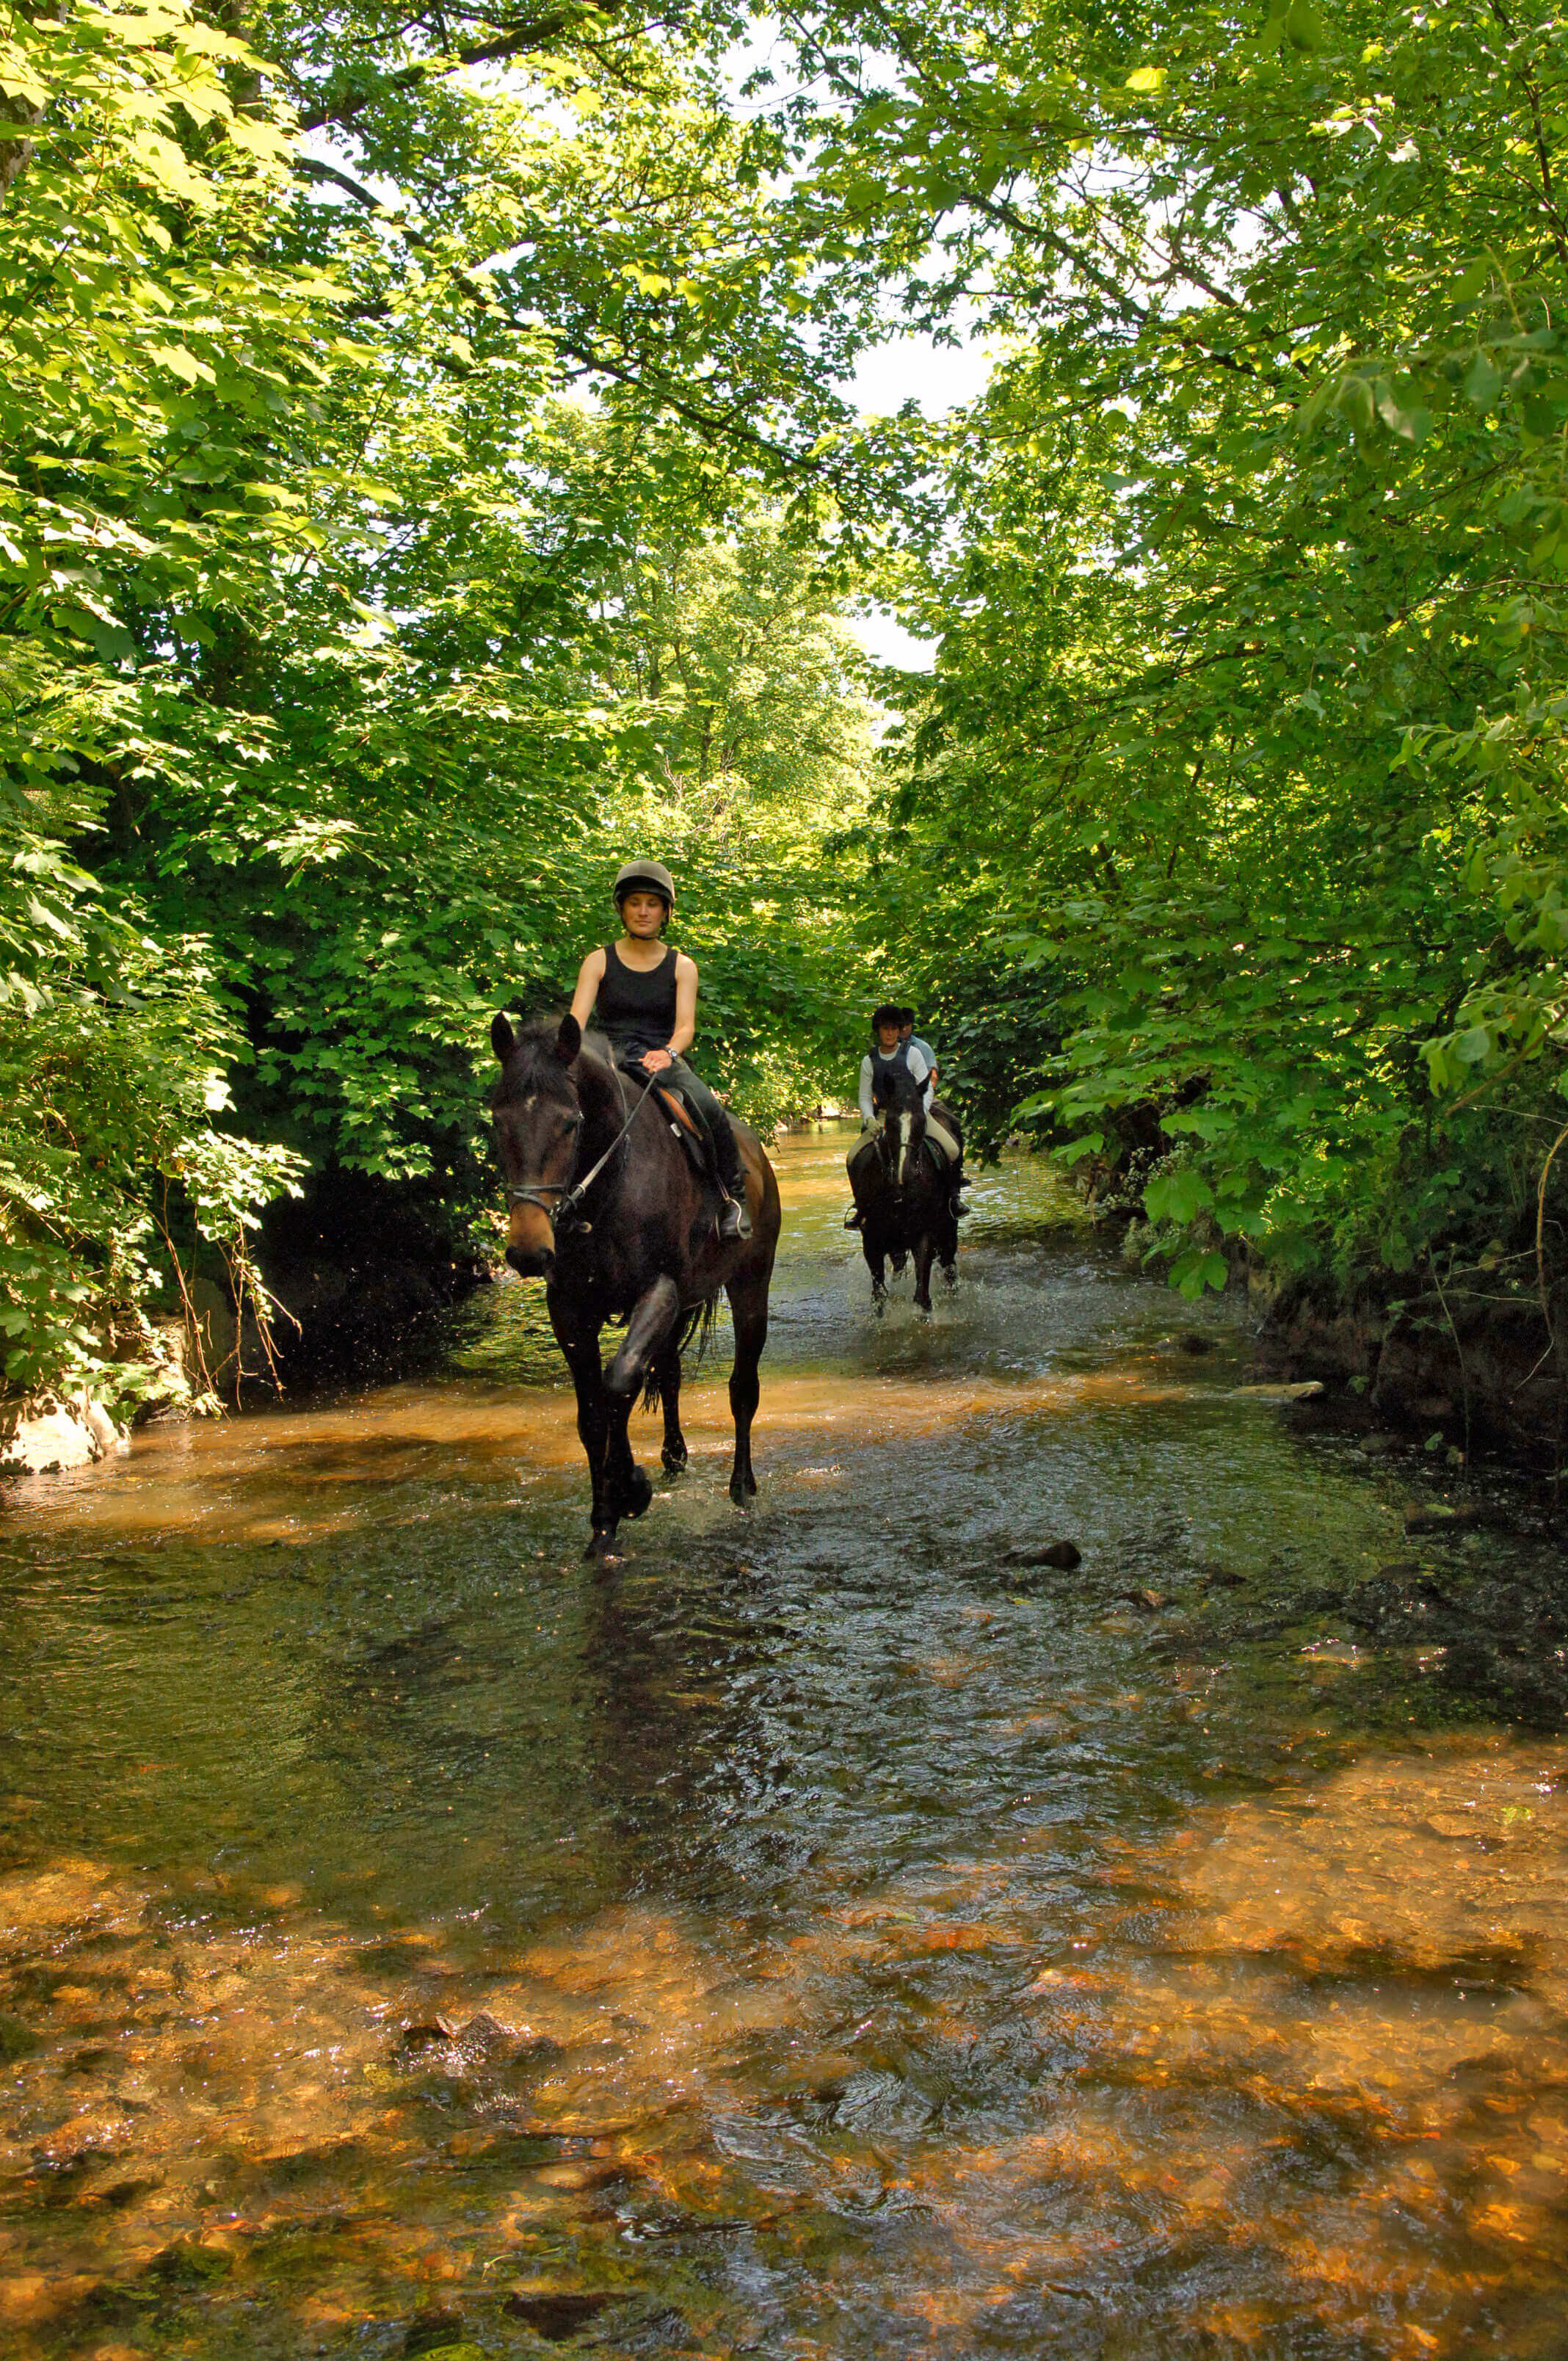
876,1063,925,1115
493,1020,608,1109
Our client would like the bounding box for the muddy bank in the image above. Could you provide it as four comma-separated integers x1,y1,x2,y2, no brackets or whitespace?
1112,1208,1562,1480
1251,1274,1562,1479
3,1172,495,1484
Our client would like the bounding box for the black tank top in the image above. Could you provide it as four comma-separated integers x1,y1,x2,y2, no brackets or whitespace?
595,942,678,1054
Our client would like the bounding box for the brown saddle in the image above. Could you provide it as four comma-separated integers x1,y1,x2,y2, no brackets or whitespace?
654,1084,701,1139
649,1079,713,1186
614,1057,715,1185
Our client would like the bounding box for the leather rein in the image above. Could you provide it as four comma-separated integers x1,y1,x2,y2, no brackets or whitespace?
508,1059,655,1234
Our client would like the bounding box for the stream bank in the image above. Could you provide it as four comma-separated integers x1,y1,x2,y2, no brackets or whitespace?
2,1173,492,1479
1250,1275,1561,1478
1111,1210,1563,1485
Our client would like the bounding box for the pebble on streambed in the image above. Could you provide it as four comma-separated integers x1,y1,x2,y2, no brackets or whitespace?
1003,1539,1083,1570
1404,1502,1503,1537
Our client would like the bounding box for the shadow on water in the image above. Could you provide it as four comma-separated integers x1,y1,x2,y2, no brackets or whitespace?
2,1122,1567,2357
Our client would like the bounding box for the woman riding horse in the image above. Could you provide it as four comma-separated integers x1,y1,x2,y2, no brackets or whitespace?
491,859,780,1556
568,859,749,1239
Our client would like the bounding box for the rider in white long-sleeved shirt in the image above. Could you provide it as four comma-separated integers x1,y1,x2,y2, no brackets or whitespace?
858,1037,933,1120
846,1004,965,1225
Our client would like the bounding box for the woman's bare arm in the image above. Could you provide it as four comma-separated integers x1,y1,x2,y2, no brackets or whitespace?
643,952,697,1068
569,947,606,1033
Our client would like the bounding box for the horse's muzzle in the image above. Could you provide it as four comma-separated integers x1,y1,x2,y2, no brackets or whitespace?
506,1242,554,1279
506,1198,558,1277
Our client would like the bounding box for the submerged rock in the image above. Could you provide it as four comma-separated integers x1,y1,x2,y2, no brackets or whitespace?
404,2304,467,2354
0,2012,40,2061
503,2289,628,2338
147,2239,231,2285
1005,1539,1082,1570
1404,1504,1495,1537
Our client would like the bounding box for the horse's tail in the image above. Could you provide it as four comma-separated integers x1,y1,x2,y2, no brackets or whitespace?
639,1294,720,1412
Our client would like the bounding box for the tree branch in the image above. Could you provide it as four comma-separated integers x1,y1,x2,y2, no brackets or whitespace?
295,7,609,134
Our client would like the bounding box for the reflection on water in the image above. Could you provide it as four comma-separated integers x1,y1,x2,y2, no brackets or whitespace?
2,1123,1566,2357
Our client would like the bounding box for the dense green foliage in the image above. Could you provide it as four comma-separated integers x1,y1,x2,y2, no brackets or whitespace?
813,0,1568,1310
2,0,876,1415
6,0,1567,1421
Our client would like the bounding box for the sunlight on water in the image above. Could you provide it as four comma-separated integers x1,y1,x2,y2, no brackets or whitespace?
1,1121,1565,2358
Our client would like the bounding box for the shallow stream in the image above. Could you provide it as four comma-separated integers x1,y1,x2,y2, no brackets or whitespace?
3,1125,1567,2360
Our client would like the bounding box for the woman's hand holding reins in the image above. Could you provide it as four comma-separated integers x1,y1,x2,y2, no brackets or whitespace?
640,1047,674,1073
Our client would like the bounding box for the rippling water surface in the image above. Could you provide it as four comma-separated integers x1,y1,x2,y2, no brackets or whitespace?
2,1125,1567,2360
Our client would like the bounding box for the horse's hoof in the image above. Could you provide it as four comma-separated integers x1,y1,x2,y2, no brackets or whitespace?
661,1443,689,1474
584,1529,620,1562
621,1464,653,1518
729,1477,757,1506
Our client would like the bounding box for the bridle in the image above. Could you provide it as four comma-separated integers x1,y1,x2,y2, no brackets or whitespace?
507,1103,583,1222
506,1059,654,1235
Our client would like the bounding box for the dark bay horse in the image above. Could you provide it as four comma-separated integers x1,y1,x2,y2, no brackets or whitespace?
849,1060,960,1313
490,1012,781,1557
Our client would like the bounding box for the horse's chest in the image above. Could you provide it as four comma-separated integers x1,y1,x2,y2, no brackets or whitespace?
583,1216,690,1316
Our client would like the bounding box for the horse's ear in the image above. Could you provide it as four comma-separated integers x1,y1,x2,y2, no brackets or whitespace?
490,1011,517,1065
554,1012,581,1065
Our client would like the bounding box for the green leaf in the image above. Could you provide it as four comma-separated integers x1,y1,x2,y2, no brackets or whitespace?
1452,258,1495,303
1463,352,1503,408
1144,1169,1216,1226
1169,1248,1230,1299
1283,0,1326,53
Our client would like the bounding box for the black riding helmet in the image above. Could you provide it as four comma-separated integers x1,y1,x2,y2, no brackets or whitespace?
613,857,675,911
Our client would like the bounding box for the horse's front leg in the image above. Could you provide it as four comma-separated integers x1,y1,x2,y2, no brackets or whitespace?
549,1296,615,1557
725,1272,769,1504
912,1230,936,1315
862,1233,888,1310
603,1276,680,1525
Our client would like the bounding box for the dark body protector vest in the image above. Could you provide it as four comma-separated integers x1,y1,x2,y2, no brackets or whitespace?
871,1040,927,1103
594,941,678,1059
